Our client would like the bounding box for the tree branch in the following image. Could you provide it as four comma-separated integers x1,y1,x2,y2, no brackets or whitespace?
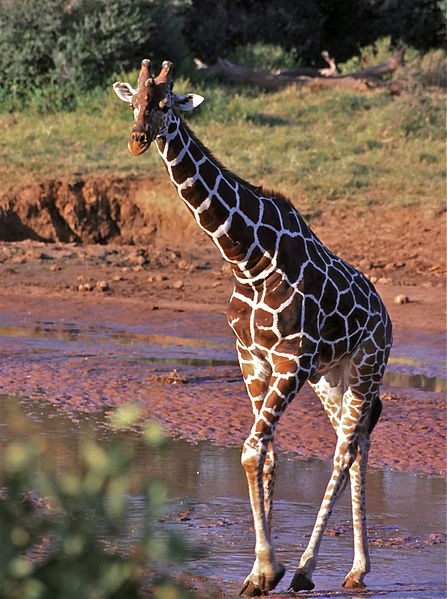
194,46,406,94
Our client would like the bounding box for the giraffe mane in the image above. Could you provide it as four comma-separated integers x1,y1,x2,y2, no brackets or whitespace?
180,117,295,210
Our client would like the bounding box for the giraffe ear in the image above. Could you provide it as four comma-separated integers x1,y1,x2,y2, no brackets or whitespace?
113,82,137,103
173,93,204,111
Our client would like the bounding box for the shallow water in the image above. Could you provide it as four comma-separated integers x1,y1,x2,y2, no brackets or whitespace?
0,396,445,598
0,311,445,596
0,318,445,392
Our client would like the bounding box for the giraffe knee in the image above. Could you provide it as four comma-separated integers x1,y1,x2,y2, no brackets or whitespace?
263,450,276,477
241,438,263,474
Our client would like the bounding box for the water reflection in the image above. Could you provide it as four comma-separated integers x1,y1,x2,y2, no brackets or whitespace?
383,370,446,393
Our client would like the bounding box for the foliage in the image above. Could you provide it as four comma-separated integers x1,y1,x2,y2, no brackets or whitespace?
337,36,397,74
0,0,189,111
228,43,299,72
182,0,324,64
0,404,192,599
183,0,445,64
403,47,447,89
0,0,444,111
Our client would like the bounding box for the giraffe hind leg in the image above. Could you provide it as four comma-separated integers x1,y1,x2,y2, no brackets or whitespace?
291,369,381,591
342,333,389,588
342,431,371,589
291,384,367,591
290,375,344,591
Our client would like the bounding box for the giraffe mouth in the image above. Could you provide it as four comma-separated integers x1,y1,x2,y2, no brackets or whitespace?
128,131,151,156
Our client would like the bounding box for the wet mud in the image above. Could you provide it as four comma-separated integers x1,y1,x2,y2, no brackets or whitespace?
0,295,445,477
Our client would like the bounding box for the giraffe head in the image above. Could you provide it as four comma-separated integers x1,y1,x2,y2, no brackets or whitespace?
113,59,204,155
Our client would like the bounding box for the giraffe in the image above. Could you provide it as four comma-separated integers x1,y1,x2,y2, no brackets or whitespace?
113,59,393,596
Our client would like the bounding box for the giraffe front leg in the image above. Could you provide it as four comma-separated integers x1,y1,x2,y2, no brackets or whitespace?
240,359,306,596
263,442,277,533
240,436,285,596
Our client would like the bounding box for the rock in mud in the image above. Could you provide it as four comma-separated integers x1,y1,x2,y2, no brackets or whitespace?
152,369,188,385
96,280,110,292
78,282,94,292
394,294,410,304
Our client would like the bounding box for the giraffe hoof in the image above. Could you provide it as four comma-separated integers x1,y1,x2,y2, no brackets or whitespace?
239,580,263,596
239,564,285,596
342,574,367,589
289,570,315,592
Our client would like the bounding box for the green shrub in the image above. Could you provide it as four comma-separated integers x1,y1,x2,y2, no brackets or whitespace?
338,37,397,74
0,404,192,599
0,0,190,111
0,0,444,111
229,43,299,72
183,0,445,65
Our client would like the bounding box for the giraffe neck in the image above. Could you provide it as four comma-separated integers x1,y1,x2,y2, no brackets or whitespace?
155,112,265,270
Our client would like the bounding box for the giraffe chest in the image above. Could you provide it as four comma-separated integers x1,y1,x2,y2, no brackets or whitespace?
227,280,307,350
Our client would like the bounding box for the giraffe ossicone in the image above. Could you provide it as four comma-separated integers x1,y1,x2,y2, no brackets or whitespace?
113,59,393,596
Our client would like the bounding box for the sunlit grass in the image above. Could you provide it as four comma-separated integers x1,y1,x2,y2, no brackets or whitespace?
0,66,444,215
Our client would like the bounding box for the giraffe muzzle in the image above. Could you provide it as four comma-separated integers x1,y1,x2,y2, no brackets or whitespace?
128,131,151,156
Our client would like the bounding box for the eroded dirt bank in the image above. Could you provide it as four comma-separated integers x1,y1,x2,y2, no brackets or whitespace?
0,176,199,245
0,175,445,478
1,175,446,288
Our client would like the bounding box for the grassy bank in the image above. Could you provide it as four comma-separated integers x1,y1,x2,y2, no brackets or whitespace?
0,52,444,216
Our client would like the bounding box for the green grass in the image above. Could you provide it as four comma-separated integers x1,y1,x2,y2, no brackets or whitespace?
0,54,445,215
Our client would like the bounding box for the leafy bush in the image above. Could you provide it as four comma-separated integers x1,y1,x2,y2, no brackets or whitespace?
0,0,444,111
405,47,447,89
0,0,190,111
338,36,396,74
183,0,445,65
0,404,192,599
183,0,323,64
229,43,299,72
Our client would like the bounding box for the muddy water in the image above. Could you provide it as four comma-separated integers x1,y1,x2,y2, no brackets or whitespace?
0,312,446,596
0,396,445,599
0,319,445,392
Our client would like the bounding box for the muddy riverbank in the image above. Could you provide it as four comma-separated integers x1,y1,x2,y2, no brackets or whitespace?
0,189,445,478
0,285,445,477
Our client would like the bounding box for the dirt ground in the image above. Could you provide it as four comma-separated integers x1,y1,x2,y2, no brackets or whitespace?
0,177,445,478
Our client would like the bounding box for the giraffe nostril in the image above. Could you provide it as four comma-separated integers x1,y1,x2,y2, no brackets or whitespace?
128,130,150,155
131,131,148,146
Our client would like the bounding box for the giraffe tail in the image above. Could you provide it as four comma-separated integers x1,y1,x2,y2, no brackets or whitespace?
367,396,382,435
